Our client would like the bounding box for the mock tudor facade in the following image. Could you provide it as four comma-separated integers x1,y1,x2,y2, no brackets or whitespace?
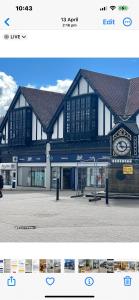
1,69,139,192
47,69,139,192
0,87,64,188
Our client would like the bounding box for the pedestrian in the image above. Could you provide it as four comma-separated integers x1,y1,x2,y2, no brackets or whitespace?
0,174,4,198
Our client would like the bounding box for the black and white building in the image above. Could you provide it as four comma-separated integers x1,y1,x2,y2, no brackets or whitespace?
1,69,139,192
47,69,139,192
0,87,64,188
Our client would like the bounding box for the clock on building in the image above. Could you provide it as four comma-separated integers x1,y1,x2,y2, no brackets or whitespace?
113,137,131,156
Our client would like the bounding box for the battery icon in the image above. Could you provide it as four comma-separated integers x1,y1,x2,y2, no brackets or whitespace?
118,5,129,11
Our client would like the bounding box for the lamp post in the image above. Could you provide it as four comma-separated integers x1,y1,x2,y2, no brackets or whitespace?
56,166,60,201
89,156,97,201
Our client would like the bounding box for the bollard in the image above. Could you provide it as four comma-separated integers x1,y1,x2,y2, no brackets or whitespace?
105,178,109,205
56,178,60,201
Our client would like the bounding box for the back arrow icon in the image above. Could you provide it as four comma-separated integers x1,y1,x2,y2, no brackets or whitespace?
4,18,10,26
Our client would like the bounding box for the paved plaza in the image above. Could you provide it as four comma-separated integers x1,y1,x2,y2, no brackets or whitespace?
0,190,139,242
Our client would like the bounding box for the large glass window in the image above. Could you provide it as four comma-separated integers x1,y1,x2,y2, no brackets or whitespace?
86,166,105,188
31,167,45,187
18,167,45,187
9,107,32,145
64,94,98,140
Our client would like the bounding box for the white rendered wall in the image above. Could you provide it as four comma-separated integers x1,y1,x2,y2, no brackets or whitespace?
71,77,94,97
89,85,94,93
1,127,5,144
1,121,8,144
37,119,42,140
98,98,104,136
52,111,64,139
112,114,115,127
105,106,111,135
5,122,8,143
136,114,139,128
42,130,47,140
15,94,28,108
79,77,88,94
32,112,37,140
71,85,78,96
52,122,58,139
58,112,63,138
32,112,46,141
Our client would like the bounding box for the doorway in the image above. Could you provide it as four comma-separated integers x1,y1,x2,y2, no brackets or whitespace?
63,168,72,189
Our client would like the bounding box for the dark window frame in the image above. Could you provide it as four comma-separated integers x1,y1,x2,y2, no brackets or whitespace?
64,93,98,141
8,107,32,146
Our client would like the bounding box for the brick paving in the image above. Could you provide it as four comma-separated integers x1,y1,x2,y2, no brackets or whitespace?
0,190,139,242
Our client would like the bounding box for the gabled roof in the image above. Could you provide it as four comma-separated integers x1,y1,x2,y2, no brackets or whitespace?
109,122,139,135
47,69,139,133
80,69,129,116
20,87,64,128
66,69,139,117
0,87,64,131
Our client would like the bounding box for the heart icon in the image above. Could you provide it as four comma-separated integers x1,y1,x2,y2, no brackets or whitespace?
46,277,55,286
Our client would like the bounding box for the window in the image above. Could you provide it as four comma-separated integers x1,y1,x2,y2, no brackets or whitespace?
64,94,98,140
8,107,32,145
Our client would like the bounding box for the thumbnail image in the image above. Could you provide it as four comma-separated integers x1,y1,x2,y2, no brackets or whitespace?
136,262,139,271
85,260,93,272
107,260,114,273
39,259,47,273
32,259,40,273
64,260,75,273
18,260,25,273
4,259,11,273
54,260,61,273
92,260,100,273
99,260,108,273
47,260,54,273
78,260,86,273
1,58,139,243
25,259,32,273
0,260,4,273
128,262,136,272
11,260,18,273
114,261,129,272
78,260,93,273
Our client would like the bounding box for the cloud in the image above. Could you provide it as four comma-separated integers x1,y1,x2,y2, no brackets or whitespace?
0,75,73,117
26,83,36,89
40,79,72,93
0,72,17,116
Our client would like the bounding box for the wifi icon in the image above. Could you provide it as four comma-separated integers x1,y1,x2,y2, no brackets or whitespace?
110,6,116,10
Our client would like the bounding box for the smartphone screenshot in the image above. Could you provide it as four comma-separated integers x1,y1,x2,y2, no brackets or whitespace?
0,0,139,299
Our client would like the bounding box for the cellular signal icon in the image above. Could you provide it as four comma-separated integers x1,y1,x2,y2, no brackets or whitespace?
110,6,116,10
100,6,107,11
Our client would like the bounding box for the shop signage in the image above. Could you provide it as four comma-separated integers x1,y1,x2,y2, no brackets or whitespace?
18,155,46,163
0,163,16,170
50,153,109,162
111,159,132,164
123,164,133,175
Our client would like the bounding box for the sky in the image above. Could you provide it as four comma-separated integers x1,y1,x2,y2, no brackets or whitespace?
0,58,139,116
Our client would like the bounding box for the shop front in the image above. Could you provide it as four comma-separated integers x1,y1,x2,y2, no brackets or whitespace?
50,152,109,190
0,163,17,188
18,165,46,187
17,155,46,188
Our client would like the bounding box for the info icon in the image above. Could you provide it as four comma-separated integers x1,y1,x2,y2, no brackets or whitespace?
85,277,94,286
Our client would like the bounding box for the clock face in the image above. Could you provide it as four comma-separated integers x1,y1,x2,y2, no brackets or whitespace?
113,137,131,156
